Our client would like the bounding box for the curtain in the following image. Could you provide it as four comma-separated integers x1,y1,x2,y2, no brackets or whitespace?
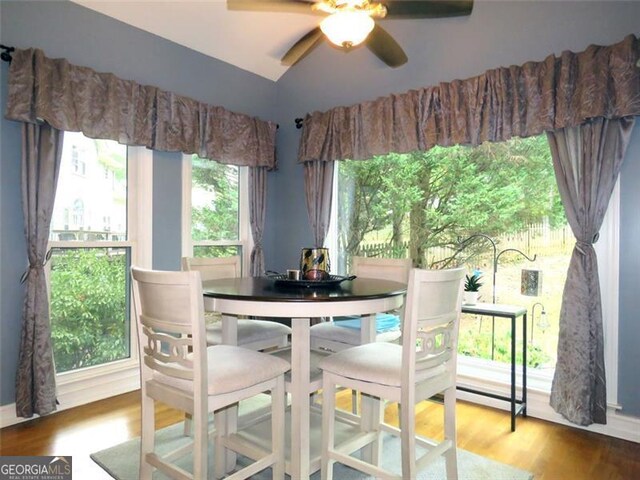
547,116,635,426
249,167,268,276
303,160,335,247
6,48,277,169
15,123,64,418
298,34,640,163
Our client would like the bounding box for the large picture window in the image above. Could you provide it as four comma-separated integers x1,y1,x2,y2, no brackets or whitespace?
328,135,572,372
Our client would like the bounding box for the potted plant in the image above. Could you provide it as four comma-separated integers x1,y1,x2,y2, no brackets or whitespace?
463,273,483,305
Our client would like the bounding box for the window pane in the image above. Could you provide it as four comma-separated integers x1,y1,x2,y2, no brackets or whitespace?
51,132,127,242
49,247,131,373
333,135,570,370
191,156,239,242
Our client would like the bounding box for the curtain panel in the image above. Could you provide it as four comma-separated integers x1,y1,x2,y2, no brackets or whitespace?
298,34,640,163
547,117,635,426
5,48,277,169
16,123,64,418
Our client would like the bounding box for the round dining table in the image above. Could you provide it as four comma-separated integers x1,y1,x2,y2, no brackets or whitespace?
202,275,407,480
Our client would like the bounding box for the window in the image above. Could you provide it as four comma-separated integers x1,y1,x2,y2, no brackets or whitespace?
48,132,134,374
182,155,251,272
328,136,571,374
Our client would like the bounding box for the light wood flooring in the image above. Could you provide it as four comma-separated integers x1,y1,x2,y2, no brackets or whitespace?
1,390,639,479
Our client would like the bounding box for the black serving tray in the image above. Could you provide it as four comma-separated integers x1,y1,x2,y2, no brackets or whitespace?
264,272,356,289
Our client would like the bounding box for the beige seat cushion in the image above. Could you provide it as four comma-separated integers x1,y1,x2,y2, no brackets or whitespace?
310,322,401,345
319,342,448,388
206,319,291,346
154,345,290,395
319,343,403,387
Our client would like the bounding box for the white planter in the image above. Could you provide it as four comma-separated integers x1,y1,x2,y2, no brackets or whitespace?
463,291,479,305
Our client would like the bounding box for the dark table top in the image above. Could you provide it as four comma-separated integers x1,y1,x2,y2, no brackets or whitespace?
202,276,407,303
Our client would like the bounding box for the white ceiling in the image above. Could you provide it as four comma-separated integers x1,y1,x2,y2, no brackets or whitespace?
72,1,323,81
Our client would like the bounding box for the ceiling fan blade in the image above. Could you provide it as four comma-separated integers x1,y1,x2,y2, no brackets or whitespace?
366,24,407,68
281,27,325,66
227,0,320,15
383,0,474,19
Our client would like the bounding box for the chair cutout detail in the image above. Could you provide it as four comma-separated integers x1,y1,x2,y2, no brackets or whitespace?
319,267,465,480
131,266,290,480
182,256,290,351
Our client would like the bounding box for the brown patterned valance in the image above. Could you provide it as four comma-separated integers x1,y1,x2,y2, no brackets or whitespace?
5,48,277,169
298,34,640,163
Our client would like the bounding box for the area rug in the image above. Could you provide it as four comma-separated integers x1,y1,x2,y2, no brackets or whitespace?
91,421,534,480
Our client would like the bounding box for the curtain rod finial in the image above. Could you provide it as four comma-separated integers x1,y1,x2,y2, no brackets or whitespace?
1,44,15,63
295,118,304,129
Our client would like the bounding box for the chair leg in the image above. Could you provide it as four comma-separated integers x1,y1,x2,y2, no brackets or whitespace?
399,397,416,479
183,412,193,437
271,376,286,479
351,389,358,414
321,374,336,480
443,386,459,480
214,409,226,479
193,408,208,480
139,392,155,480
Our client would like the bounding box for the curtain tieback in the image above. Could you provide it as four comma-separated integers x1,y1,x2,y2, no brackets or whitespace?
20,249,52,284
575,236,598,255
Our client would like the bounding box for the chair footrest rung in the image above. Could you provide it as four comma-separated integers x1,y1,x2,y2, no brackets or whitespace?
330,450,401,480
334,431,380,456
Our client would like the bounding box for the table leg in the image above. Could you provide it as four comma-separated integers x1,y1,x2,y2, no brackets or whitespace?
510,314,516,432
523,313,527,417
359,314,383,464
221,314,239,472
290,318,311,480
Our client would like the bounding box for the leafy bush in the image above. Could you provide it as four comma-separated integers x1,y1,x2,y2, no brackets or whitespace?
49,248,129,373
458,327,551,368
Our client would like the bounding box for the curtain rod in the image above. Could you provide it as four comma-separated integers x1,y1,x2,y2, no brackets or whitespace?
1,44,14,63
295,118,303,129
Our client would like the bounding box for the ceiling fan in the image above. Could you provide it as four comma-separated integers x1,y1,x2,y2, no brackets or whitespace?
227,0,474,68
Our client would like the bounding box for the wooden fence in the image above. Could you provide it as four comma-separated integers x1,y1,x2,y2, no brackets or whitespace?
355,223,574,264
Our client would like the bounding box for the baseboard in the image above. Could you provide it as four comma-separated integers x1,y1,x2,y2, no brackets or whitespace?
1,365,140,428
457,382,640,443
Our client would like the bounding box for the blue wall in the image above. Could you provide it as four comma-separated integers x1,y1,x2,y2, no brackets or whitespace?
0,0,277,406
267,1,640,416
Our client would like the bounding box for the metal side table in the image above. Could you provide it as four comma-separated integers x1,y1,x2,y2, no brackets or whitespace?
459,302,527,432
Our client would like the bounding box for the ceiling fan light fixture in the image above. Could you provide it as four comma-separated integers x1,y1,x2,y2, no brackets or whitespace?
320,10,375,48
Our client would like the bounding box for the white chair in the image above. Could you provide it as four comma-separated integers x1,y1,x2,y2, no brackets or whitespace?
182,256,290,350
310,256,411,353
319,267,465,480
131,266,290,480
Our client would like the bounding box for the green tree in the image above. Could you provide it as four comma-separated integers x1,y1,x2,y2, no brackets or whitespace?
50,248,129,372
191,157,239,241
337,135,565,268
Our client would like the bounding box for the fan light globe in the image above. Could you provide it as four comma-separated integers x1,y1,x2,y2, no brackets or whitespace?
320,10,375,48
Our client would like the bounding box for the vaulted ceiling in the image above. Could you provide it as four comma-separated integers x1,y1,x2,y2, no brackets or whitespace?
72,1,321,81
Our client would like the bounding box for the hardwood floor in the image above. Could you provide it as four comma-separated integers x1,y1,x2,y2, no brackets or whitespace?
1,390,639,479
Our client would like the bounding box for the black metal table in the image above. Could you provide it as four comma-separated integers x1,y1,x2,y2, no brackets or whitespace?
458,302,527,432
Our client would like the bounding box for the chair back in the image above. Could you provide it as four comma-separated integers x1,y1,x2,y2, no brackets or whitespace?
401,267,465,386
131,267,207,385
352,256,412,283
182,256,241,281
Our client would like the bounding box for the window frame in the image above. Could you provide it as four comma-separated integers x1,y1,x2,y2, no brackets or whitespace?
181,154,252,277
327,156,620,406
45,144,152,408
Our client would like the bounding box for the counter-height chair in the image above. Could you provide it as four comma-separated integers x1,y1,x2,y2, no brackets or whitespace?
310,256,411,353
131,267,290,480
310,256,411,413
182,256,290,351
319,267,465,480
